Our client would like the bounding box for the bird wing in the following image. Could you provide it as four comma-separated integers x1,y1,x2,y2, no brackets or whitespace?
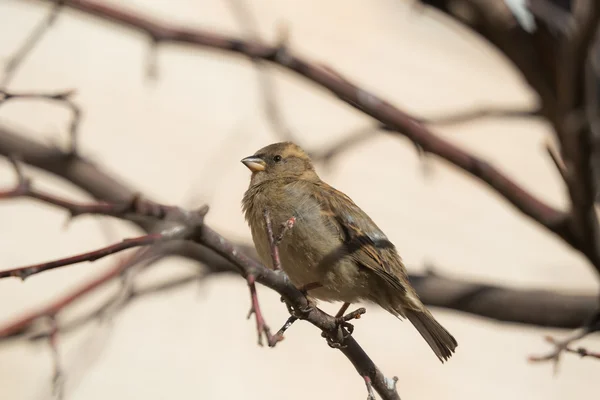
310,180,408,295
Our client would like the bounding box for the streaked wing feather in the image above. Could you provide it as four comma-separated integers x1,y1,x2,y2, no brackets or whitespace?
312,181,407,294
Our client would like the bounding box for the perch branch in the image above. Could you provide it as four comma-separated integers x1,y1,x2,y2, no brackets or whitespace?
0,124,597,329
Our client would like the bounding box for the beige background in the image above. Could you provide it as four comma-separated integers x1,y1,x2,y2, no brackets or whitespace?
0,0,599,399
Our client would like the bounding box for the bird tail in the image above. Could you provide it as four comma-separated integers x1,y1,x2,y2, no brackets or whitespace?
405,309,457,363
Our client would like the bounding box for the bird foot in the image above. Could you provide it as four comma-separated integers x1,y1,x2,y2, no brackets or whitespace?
322,307,366,348
280,296,313,319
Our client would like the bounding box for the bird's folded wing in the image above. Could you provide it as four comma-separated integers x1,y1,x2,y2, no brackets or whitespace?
310,181,408,295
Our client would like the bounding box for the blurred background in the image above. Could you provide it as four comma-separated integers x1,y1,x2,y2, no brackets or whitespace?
0,0,599,399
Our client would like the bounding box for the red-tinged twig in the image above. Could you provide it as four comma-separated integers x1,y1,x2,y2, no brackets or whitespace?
263,211,296,271
0,248,150,339
0,88,82,154
246,274,282,347
20,251,185,343
529,311,600,371
263,209,281,271
0,232,166,280
1,1,63,87
564,345,600,359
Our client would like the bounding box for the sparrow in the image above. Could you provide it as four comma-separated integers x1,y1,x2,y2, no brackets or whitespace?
241,142,457,362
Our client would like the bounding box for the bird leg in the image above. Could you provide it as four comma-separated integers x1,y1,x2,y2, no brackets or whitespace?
246,274,283,347
323,303,367,349
335,302,351,318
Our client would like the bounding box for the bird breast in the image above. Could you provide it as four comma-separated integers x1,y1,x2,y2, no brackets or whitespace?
244,180,345,287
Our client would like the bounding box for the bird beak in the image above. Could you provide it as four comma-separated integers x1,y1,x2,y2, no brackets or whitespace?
241,156,266,172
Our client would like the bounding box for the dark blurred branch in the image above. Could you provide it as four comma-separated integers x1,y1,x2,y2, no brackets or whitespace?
416,106,542,126
26,0,574,253
552,1,600,275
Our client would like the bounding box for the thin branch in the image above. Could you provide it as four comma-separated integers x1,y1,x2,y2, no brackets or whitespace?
0,88,82,154
263,209,281,271
529,316,600,370
47,316,65,400
10,253,200,344
0,232,166,280
310,124,385,166
563,344,600,359
1,0,63,87
224,0,298,142
0,248,150,338
416,106,542,126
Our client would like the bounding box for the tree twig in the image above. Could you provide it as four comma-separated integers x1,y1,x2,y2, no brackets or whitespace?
25,0,572,252
1,0,63,87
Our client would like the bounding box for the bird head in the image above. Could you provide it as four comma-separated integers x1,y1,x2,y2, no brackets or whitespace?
241,142,318,184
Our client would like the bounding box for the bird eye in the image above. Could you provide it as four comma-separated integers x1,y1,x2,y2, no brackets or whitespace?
273,155,282,162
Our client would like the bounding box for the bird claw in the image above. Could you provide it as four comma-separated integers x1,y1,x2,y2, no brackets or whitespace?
280,296,312,319
322,308,365,348
322,322,353,349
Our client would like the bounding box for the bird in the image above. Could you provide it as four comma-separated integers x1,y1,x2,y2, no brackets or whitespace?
240,141,457,362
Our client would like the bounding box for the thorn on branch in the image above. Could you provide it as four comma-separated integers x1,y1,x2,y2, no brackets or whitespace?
545,139,568,182
145,37,159,81
275,216,295,245
47,316,65,400
528,311,600,370
263,209,288,270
